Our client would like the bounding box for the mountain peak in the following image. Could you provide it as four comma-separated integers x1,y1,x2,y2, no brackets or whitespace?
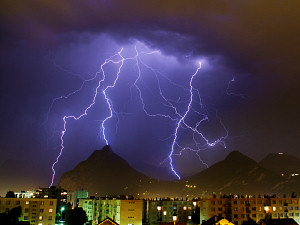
225,150,253,163
88,145,116,161
102,145,112,152
59,145,151,195
259,152,300,175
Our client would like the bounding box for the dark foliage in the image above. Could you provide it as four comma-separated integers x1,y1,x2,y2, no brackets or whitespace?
65,207,87,225
192,206,200,224
0,206,22,224
6,191,16,198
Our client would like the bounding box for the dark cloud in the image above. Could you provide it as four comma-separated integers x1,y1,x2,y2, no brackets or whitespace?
0,1,299,185
2,1,299,71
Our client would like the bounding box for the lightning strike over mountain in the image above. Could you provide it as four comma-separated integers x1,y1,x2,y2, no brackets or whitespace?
49,43,229,185
50,49,127,186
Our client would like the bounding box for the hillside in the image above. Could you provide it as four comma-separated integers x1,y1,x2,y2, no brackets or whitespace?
59,148,300,197
259,153,300,176
59,145,153,196
185,151,283,195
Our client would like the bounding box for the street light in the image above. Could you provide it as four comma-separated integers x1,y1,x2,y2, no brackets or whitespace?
61,206,65,221
157,206,162,221
173,214,177,225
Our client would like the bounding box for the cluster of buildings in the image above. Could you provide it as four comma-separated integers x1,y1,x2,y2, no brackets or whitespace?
1,187,300,225
0,197,57,225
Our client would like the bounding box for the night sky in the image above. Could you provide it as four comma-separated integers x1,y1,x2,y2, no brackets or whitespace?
0,1,299,185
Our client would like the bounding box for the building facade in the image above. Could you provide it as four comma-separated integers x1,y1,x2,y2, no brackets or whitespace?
199,196,300,225
15,191,35,199
144,198,198,225
0,197,57,225
78,197,143,225
67,189,89,207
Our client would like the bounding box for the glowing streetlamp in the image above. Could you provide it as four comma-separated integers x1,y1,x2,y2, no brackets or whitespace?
173,214,177,225
157,205,162,221
61,206,65,221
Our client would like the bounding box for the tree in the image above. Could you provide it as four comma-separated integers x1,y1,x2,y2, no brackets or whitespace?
5,191,16,198
0,206,22,224
65,207,87,225
192,206,200,224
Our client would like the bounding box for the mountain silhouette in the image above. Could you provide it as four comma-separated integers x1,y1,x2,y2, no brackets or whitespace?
58,148,299,197
259,153,300,176
59,145,155,196
186,150,282,194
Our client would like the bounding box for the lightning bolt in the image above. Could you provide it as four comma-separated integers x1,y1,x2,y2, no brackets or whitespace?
48,43,229,185
49,49,127,186
226,77,248,99
131,49,228,179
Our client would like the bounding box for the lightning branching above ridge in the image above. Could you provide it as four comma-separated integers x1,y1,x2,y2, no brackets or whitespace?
49,44,229,185
50,49,128,186
132,52,228,179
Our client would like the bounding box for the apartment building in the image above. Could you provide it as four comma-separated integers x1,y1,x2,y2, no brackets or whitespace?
199,196,300,225
0,197,57,225
67,189,89,207
144,198,198,225
79,197,143,225
35,186,67,210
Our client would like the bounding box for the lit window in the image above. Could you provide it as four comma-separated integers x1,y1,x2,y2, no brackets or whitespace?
188,216,192,219
163,211,167,215
26,201,30,205
273,207,276,211
183,206,187,210
39,216,43,220
38,223,42,225
49,209,53,213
